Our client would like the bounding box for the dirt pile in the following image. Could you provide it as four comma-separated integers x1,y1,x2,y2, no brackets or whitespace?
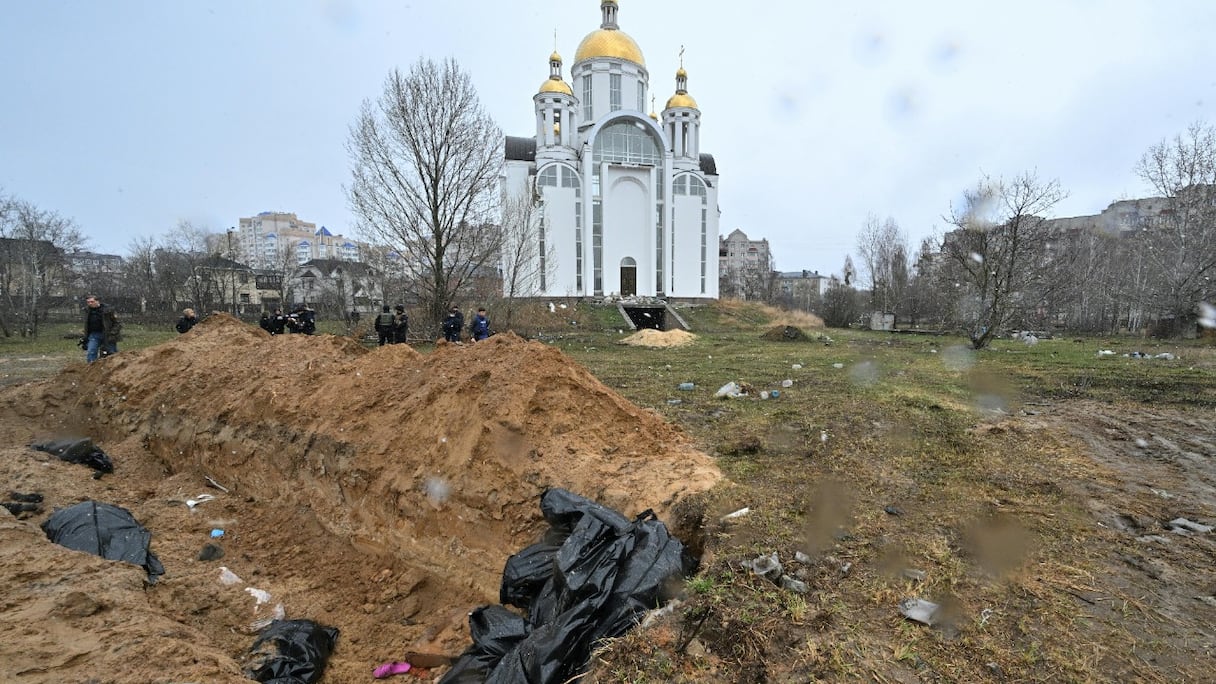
618,328,697,348
0,314,721,682
759,325,833,343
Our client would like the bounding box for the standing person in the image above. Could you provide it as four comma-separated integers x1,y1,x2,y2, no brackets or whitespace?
269,309,287,335
392,305,409,344
259,311,271,332
175,308,199,334
470,307,490,341
374,305,396,346
82,295,121,362
442,307,463,343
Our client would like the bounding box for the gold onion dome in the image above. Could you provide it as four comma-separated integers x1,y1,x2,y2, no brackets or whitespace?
539,78,573,95
575,29,645,66
666,91,698,109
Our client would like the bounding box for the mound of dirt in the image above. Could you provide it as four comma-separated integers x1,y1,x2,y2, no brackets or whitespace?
0,314,721,682
618,328,698,348
760,325,807,341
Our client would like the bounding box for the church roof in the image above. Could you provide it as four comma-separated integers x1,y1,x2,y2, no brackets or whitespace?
505,136,537,161
699,154,717,175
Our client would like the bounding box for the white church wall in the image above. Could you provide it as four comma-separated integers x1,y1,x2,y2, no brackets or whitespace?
601,168,653,296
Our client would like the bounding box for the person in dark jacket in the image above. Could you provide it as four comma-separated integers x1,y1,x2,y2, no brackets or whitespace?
374,305,396,346
259,311,271,332
82,294,121,362
392,305,409,344
441,307,463,342
175,308,198,334
470,307,490,341
268,309,287,335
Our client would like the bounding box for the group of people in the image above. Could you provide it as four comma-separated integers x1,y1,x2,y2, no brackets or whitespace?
373,305,409,346
81,296,490,364
441,306,490,343
258,307,316,335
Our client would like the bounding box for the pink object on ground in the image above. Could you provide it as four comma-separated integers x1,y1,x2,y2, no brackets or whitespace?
373,661,412,678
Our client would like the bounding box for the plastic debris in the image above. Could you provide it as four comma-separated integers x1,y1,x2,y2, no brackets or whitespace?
714,381,742,398
373,661,412,679
899,598,941,625
29,438,114,474
781,379,793,388
748,552,783,582
440,489,691,684
769,390,780,398
246,587,272,606
780,576,809,594
41,500,164,581
884,505,904,516
721,507,751,521
901,568,927,582
250,603,287,632
186,493,216,509
759,391,770,400
243,619,339,684
1155,352,1176,360
1097,349,1116,356
211,528,225,538
677,382,695,391
832,363,845,369
794,551,811,564
1168,518,1213,534
219,566,244,586
666,399,683,405
791,364,802,370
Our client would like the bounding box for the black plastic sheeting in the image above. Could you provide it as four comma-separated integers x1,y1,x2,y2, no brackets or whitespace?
41,500,164,582
30,437,114,474
440,488,693,684
244,619,340,684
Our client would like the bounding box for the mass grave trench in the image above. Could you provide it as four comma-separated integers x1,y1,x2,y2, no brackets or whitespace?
37,315,722,599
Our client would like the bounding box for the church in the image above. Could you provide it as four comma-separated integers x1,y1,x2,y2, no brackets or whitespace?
502,0,720,300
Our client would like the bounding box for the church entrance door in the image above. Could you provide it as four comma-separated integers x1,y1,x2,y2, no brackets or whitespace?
620,265,637,296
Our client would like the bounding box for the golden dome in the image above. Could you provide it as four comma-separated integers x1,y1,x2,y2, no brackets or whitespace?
665,92,698,109
539,78,573,96
649,110,658,121
575,29,645,66
550,51,562,63
676,67,687,78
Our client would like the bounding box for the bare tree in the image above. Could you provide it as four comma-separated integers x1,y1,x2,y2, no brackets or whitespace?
0,193,86,337
120,236,163,314
499,178,555,331
856,214,910,316
942,172,1067,349
1126,121,1216,336
346,57,503,330
161,220,220,313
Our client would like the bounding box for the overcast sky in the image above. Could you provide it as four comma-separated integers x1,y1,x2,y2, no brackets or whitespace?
3,1,1213,276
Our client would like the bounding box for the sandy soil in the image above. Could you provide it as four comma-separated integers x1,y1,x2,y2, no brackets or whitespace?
0,315,721,683
618,329,698,348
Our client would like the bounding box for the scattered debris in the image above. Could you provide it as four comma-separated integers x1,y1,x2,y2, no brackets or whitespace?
899,598,941,626
186,493,216,509
373,661,412,679
677,382,695,391
884,505,904,516
1168,518,1213,534
721,507,751,521
901,569,927,582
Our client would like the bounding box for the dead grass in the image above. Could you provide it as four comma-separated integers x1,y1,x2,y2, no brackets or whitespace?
556,303,1216,683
